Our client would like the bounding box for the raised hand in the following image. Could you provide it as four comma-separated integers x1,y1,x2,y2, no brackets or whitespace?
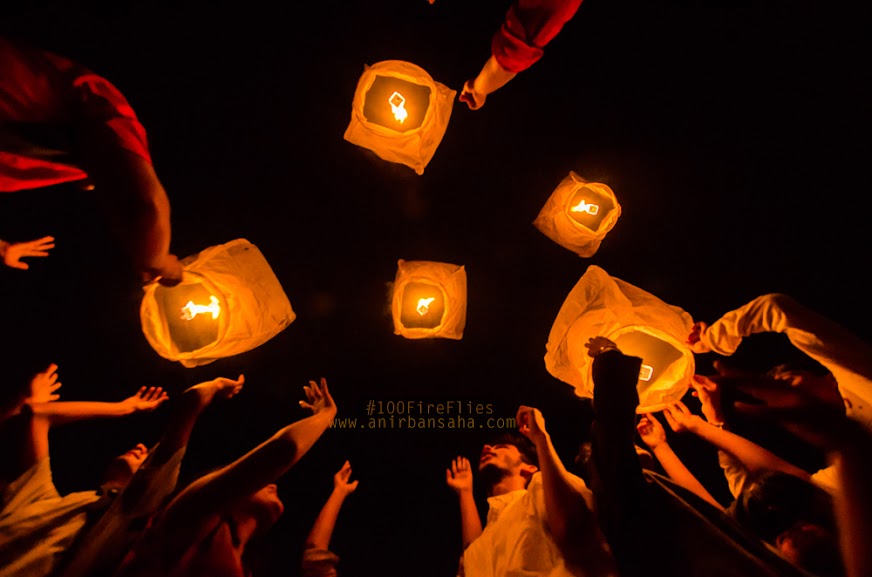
299,378,337,420
445,456,474,495
690,374,724,424
516,405,548,446
636,413,667,450
1,236,55,270
187,374,245,403
119,386,169,413
459,80,485,110
28,363,62,403
686,321,711,354
661,401,703,434
333,460,359,496
584,336,619,358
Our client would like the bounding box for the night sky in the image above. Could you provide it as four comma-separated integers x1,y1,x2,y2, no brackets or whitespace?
1,1,870,576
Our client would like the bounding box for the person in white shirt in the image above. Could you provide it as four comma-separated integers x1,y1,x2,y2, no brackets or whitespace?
445,406,617,577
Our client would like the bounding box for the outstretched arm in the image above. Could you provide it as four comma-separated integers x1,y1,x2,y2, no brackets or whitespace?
305,460,359,551
637,413,724,510
445,456,482,548
28,385,169,426
517,405,617,575
662,400,811,482
161,378,337,527
149,376,245,467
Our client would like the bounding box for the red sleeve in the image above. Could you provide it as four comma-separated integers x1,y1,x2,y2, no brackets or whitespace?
0,38,151,192
491,0,584,73
71,70,152,165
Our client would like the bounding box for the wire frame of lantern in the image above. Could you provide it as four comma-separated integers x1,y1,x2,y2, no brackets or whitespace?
544,265,694,413
344,60,456,175
391,259,467,340
533,171,621,257
140,239,295,367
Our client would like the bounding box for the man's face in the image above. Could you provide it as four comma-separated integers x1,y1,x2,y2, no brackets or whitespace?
479,442,526,474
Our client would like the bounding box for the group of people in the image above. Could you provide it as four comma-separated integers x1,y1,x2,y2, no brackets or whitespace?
442,294,872,577
3,4,872,577
5,292,870,577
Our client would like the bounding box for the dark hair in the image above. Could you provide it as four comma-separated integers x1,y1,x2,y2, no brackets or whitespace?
727,470,836,543
483,430,539,468
782,522,846,577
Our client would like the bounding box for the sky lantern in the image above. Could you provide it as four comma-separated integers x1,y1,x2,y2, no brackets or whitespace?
391,259,466,340
533,171,621,257
544,265,695,413
344,60,455,175
140,239,295,367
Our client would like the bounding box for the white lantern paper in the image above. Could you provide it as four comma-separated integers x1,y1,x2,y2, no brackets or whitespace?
344,60,455,175
140,239,295,367
533,171,621,257
544,265,694,413
391,259,466,340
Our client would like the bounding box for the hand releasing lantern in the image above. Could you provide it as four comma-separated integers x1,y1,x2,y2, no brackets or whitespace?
544,265,695,413
141,239,295,368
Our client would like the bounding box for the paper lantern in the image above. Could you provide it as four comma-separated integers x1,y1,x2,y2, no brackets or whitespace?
544,265,694,413
391,259,466,339
344,60,455,175
533,171,621,257
140,239,295,367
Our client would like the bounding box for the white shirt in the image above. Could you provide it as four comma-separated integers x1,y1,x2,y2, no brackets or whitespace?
459,472,597,577
0,457,99,577
700,293,872,432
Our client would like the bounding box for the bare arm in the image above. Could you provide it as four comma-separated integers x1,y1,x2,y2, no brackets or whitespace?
517,406,617,576
459,56,517,110
663,401,811,481
637,413,724,510
28,386,169,427
445,456,483,548
79,149,182,285
305,461,358,551
161,378,337,528
149,376,245,467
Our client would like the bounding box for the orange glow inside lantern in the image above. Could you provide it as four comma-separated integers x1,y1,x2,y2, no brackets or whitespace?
154,284,223,353
363,75,430,132
399,281,445,329
566,185,615,231
610,329,685,402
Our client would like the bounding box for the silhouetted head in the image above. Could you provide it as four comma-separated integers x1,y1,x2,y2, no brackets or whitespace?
728,470,843,576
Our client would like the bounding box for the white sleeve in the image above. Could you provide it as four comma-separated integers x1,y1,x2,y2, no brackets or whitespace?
702,293,872,430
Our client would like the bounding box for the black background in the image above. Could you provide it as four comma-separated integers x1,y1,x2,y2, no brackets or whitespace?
1,1,870,576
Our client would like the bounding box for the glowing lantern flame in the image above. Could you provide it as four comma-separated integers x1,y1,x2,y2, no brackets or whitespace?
570,199,599,215
416,297,435,316
389,91,408,124
639,364,653,382
180,295,221,321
